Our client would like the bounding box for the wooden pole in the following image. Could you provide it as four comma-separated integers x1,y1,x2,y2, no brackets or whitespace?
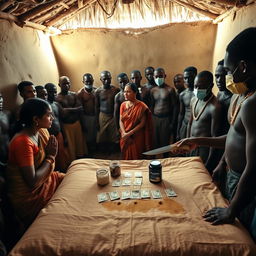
31,5,63,23
172,0,218,19
50,0,96,27
0,10,61,34
0,0,15,11
18,0,64,21
44,3,78,26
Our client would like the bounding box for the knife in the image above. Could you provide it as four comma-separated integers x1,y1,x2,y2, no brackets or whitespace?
143,145,173,156
143,144,190,155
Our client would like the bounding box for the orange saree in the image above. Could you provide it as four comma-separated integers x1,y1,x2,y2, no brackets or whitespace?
120,101,153,160
6,129,64,226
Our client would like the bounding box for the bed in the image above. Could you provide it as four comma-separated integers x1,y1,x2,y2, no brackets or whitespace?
9,157,256,256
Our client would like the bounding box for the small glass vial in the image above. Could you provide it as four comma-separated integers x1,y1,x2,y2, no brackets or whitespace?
96,169,109,186
109,161,121,177
149,160,162,183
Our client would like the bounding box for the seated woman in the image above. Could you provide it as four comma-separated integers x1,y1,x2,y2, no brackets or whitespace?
119,83,153,160
6,98,65,227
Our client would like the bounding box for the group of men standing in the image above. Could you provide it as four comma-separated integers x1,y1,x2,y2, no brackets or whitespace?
0,62,233,174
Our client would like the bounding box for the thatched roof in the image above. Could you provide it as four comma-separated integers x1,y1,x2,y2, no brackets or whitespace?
0,0,253,33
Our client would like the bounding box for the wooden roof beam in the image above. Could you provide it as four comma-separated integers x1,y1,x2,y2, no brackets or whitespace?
44,3,77,26
172,0,218,19
0,0,15,11
31,5,63,23
210,0,247,6
18,0,64,21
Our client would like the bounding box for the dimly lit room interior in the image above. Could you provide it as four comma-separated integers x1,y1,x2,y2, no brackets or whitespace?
1,0,256,255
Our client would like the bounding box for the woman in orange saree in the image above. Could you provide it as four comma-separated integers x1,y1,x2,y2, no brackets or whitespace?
119,83,153,160
6,98,65,227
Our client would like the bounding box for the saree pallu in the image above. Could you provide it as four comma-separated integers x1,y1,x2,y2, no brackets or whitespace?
6,129,64,226
120,101,153,160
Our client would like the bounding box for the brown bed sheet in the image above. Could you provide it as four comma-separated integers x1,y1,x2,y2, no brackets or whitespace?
9,157,256,256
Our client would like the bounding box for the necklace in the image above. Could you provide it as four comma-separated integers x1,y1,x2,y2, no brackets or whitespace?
192,95,214,121
229,92,255,125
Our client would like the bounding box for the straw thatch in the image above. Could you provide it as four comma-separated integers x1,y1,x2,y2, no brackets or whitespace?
0,0,253,31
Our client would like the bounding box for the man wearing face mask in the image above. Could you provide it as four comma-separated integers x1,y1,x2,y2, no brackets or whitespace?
176,27,256,240
77,73,97,155
150,68,177,156
188,71,222,172
177,66,197,141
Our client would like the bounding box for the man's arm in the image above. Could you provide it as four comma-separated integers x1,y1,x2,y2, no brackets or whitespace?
169,88,178,133
205,101,222,171
95,89,100,130
177,94,185,140
114,94,120,129
149,89,155,114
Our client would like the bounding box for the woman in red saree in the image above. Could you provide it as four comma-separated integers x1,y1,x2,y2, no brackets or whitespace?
119,83,153,160
6,98,65,227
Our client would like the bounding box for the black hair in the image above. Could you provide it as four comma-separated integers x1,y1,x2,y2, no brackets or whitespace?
20,98,50,127
145,66,154,72
83,73,93,79
155,67,165,73
17,81,34,93
226,27,256,64
217,59,224,66
35,85,44,91
184,66,197,75
125,83,138,93
131,70,141,76
45,83,56,90
174,73,183,78
197,70,213,84
117,72,128,79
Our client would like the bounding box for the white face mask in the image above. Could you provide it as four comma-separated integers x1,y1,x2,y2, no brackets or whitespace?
154,77,164,86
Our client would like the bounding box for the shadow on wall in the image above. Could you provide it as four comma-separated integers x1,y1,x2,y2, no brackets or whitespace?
50,37,62,83
1,84,20,112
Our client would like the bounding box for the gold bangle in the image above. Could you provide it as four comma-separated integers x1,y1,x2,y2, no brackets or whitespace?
45,158,54,165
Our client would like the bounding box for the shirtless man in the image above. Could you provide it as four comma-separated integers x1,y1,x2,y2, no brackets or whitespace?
173,74,185,141
215,59,233,135
77,73,97,155
188,71,222,172
56,76,87,161
151,68,177,155
131,70,151,107
17,81,36,102
143,66,156,90
0,93,12,176
45,83,69,172
95,71,120,152
177,66,197,141
114,73,129,129
177,28,256,240
35,85,48,100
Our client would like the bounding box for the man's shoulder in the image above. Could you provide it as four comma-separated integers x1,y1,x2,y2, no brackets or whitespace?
180,88,188,97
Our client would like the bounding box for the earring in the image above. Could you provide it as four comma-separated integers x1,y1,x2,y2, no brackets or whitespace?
243,69,246,73
35,121,39,127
